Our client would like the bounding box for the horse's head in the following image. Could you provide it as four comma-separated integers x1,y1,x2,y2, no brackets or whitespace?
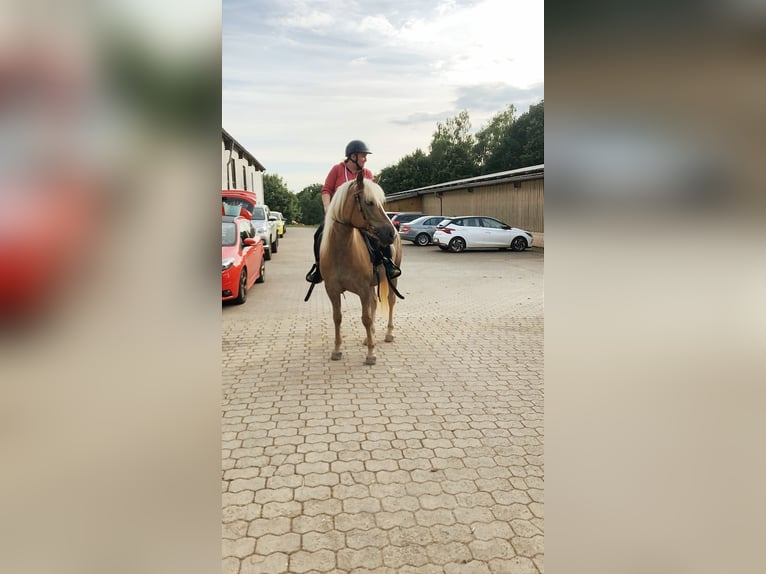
335,171,396,246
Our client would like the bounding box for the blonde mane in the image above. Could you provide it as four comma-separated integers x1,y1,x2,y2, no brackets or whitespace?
321,177,387,252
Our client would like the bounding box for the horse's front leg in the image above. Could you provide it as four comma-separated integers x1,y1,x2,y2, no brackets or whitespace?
360,291,376,365
329,292,343,360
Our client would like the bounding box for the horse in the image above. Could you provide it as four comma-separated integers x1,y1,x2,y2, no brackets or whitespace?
319,171,402,365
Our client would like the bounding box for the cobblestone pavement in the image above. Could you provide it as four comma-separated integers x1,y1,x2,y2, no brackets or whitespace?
222,226,544,574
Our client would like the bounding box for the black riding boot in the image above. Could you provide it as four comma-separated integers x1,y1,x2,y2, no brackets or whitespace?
381,245,401,280
306,225,323,283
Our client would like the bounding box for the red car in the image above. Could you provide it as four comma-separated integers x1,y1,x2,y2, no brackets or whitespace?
222,189,258,218
222,215,265,304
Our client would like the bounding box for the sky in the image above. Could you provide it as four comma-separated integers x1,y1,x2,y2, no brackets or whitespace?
222,0,544,193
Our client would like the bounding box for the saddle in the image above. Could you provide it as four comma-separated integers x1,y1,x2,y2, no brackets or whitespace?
303,232,404,302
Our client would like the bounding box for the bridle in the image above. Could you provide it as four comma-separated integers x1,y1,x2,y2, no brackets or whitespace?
332,188,377,236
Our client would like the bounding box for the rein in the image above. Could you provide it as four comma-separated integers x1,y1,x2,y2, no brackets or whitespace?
332,190,375,236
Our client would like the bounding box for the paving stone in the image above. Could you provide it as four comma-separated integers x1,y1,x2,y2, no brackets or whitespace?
256,532,301,554
302,529,346,552
239,553,289,574
223,229,544,573
289,549,336,573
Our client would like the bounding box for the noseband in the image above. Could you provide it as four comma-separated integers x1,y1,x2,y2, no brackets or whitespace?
333,189,377,236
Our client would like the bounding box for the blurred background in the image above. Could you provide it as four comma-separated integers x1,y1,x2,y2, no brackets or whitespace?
0,1,221,573
546,1,766,573
3,0,765,573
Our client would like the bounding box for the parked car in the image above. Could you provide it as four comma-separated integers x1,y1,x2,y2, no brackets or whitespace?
390,212,423,230
249,204,278,260
386,211,400,221
270,211,286,237
222,215,265,304
398,215,447,246
432,216,533,252
222,189,257,217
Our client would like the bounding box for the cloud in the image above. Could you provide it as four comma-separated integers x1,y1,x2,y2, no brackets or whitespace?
455,82,545,112
390,111,455,125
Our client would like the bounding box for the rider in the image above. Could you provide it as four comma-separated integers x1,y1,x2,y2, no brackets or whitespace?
305,139,401,284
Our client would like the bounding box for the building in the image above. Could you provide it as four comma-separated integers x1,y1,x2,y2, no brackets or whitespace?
222,128,266,204
384,164,544,245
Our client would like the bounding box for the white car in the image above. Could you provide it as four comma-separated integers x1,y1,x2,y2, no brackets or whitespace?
432,216,533,252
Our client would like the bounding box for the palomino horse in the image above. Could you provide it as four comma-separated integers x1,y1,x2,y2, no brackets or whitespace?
320,171,402,365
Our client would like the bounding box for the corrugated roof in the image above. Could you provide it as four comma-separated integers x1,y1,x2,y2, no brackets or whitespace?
384,164,543,201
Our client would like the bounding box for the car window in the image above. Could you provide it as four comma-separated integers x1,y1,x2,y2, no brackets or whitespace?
223,198,254,213
426,217,442,226
243,220,255,238
238,222,249,244
480,218,504,229
222,222,237,246
462,217,481,227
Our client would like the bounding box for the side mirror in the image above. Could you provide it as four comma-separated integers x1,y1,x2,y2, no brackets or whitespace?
243,237,257,246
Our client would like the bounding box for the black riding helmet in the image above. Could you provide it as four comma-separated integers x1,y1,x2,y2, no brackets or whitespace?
345,140,372,158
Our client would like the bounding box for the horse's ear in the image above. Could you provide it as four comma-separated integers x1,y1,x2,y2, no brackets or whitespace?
356,171,364,187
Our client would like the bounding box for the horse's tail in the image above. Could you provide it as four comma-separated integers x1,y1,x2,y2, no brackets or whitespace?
378,271,390,313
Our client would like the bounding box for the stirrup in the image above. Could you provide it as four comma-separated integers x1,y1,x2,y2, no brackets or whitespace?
305,263,322,284
384,260,401,280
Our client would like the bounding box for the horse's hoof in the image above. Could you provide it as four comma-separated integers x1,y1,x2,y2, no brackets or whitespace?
384,334,394,342
331,352,342,360
365,356,377,365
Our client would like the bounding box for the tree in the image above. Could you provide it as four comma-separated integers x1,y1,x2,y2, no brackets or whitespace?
474,104,517,174
376,100,544,192
296,183,324,225
429,110,478,182
516,100,544,167
379,149,432,195
263,173,300,222
473,101,544,172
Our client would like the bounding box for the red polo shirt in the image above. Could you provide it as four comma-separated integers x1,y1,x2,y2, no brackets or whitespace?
321,162,374,199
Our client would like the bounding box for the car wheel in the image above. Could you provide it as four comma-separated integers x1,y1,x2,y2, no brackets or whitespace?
416,233,430,246
449,237,466,253
511,237,528,251
255,260,265,283
264,243,272,260
272,238,278,254
235,269,247,304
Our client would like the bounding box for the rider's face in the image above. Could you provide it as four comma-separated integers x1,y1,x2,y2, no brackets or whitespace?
351,153,368,168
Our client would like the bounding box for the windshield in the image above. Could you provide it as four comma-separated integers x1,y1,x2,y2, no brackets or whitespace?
222,197,254,214
251,207,266,220
222,222,237,246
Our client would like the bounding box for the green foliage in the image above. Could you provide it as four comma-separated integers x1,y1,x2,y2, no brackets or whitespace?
429,110,478,183
378,149,432,194
474,104,517,173
296,183,324,225
380,101,544,194
516,100,544,168
263,173,301,222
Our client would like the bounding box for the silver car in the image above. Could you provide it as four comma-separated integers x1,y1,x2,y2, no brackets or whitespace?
397,215,447,246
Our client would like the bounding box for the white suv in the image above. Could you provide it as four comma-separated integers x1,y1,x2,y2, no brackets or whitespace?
249,205,279,260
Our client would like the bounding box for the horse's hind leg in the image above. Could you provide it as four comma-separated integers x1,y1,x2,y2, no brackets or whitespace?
384,279,397,342
329,292,343,360
361,293,376,365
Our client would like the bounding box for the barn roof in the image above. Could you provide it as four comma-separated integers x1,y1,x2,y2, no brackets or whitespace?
384,164,543,201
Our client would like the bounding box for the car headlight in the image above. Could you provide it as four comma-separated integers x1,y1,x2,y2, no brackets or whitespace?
222,257,235,271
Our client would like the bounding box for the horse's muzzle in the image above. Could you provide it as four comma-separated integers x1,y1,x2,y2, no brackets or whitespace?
375,225,395,246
